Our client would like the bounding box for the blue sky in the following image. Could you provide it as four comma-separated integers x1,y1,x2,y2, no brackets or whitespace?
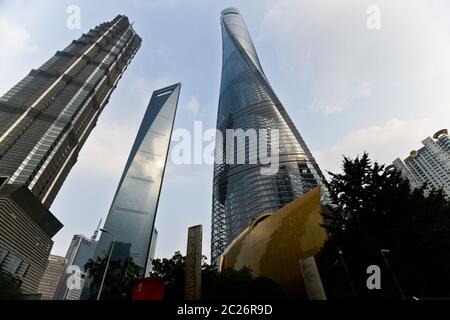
1,0,449,261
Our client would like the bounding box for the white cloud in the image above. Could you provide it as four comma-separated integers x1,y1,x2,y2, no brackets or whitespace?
0,18,36,56
0,18,37,94
0,0,72,95
132,74,175,106
260,0,450,179
75,121,137,178
261,0,450,115
309,81,372,114
186,95,200,114
316,108,450,176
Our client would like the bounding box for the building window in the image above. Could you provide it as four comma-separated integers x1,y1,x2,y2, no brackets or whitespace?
0,247,9,264
0,176,8,188
4,255,22,274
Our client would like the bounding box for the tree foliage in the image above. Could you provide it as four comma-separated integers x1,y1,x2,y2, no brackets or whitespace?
0,267,22,300
150,252,286,300
318,153,450,299
84,256,143,300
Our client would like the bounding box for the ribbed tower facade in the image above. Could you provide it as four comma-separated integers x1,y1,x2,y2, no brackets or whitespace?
212,8,326,262
0,15,141,207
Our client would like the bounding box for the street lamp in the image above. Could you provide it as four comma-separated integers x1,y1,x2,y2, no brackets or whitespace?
337,246,358,299
380,249,406,300
97,228,115,301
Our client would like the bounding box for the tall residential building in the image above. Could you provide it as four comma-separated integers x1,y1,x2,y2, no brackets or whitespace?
0,15,141,208
392,129,450,196
37,255,66,300
54,232,98,300
211,8,326,262
91,83,181,279
0,183,62,295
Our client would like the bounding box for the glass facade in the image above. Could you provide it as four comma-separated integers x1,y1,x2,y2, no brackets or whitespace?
146,228,158,276
54,234,98,300
0,15,141,208
211,8,327,262
92,84,181,274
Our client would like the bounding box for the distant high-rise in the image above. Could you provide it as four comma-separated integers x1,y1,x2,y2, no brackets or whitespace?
54,233,98,300
37,255,66,300
392,129,450,196
0,15,141,207
211,8,326,262
92,83,181,277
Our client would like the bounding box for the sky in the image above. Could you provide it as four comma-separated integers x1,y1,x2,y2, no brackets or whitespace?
1,0,449,261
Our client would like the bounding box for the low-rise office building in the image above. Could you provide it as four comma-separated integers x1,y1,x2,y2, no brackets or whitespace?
37,255,66,300
0,182,63,295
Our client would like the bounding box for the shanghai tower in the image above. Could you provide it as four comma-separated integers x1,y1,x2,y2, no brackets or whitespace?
212,8,327,262
0,15,141,208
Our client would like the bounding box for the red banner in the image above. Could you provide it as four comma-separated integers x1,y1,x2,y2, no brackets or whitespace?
132,278,165,300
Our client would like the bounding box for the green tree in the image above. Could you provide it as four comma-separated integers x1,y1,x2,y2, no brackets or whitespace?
150,252,286,300
84,256,143,300
317,153,450,299
0,266,22,300
150,251,186,300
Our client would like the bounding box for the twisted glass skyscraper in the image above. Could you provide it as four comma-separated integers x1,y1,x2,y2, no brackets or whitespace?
0,15,141,207
212,8,326,262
